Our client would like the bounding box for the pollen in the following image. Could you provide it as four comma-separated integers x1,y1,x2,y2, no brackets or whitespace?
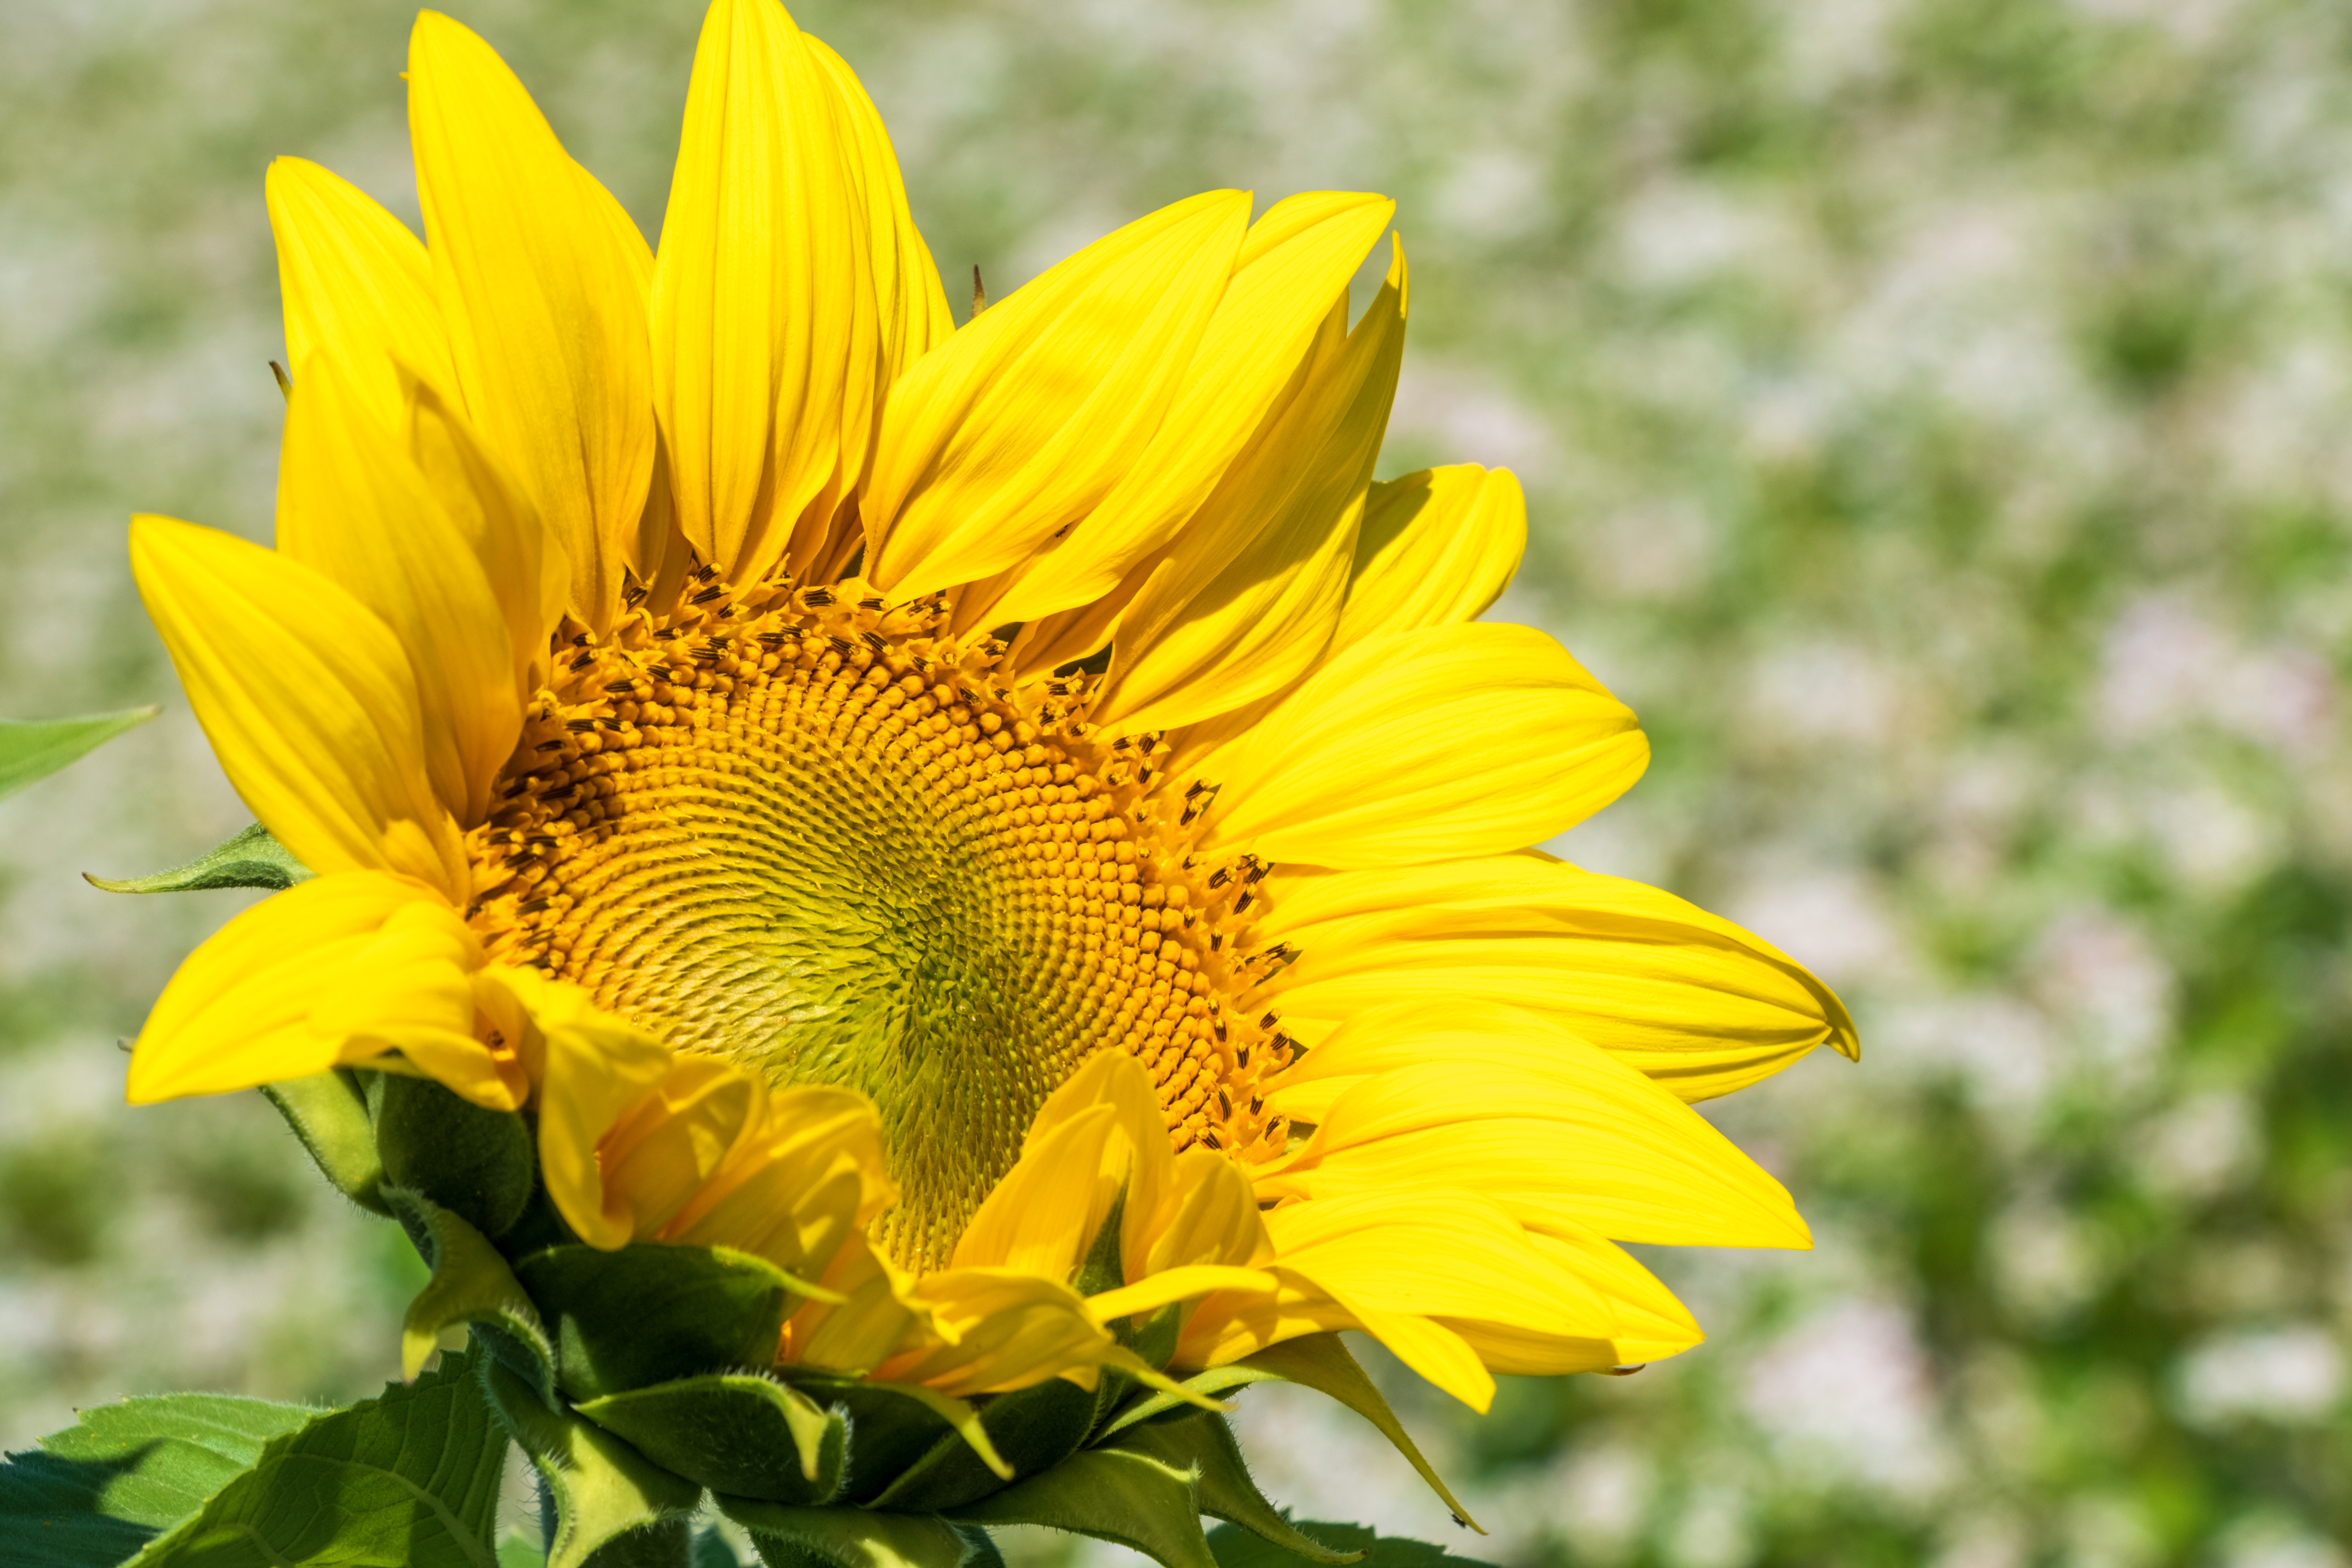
465,576,1296,1270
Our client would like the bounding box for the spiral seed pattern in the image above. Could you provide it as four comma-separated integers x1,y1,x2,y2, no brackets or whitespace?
466,579,1297,1270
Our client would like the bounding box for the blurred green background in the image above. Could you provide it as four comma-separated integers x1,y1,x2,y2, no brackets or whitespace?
5,0,2351,1563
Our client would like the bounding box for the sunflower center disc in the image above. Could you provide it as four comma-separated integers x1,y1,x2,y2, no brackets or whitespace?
465,584,1290,1269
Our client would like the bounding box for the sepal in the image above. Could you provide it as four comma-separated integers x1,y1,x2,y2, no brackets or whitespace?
1098,1363,1283,1440
85,821,313,893
576,1375,847,1506
387,1187,559,1397
778,1379,1012,1501
1111,1416,1358,1565
1205,1523,1498,1568
515,1242,811,1401
943,1445,1213,1568
481,1355,703,1568
1235,1337,1479,1532
716,1499,984,1568
1,705,156,802
259,1067,390,1214
371,1071,536,1240
861,1376,1095,1513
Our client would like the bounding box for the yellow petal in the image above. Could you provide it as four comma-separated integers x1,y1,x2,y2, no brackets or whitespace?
128,872,478,1103
663,1085,895,1278
983,193,1396,625
954,1048,1171,1280
129,515,465,896
949,1101,1126,1279
409,10,656,628
1136,1147,1273,1279
1193,621,1645,868
1264,1193,1618,1338
800,30,954,568
1087,243,1407,738
1522,1223,1703,1366
1172,1268,1356,1371
1259,852,1860,1100
598,1055,769,1240
1340,1306,1497,1413
653,0,875,583
785,1233,928,1374
863,190,1251,598
401,368,569,699
1256,1193,1623,1408
1085,1265,1276,1326
276,354,522,825
1261,1049,1810,1249
803,37,953,384
1329,465,1526,657
265,156,457,426
476,965,672,1249
878,1268,1116,1396
1436,1319,1628,1380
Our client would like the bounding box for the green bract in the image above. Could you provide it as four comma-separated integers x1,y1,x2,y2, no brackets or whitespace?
0,946,1487,1568
0,707,156,802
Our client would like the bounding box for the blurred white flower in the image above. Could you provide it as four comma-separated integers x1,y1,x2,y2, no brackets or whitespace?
1556,1442,1656,1562
1932,1512,2029,1568
2139,1090,2260,1203
1742,1300,1952,1502
2174,1325,2347,1428
1878,993,2058,1122
2026,908,2174,1093
2061,1490,2163,1568
1991,1199,2101,1326
1661,1483,1752,1568
1725,865,1907,991
1386,361,1557,488
2214,1512,2350,1568
2100,596,2335,758
1434,147,1546,241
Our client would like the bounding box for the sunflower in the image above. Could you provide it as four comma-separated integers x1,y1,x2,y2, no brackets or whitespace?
123,0,1856,1457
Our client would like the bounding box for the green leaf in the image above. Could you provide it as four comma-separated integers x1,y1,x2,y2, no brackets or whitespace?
716,1498,977,1568
1204,1524,1499,1568
145,1349,508,1565
515,1244,804,1402
84,821,312,894
862,1376,1096,1514
575,1375,846,1506
0,707,157,802
0,1392,315,1565
1234,1337,1479,1533
371,1073,536,1242
1,1357,512,1567
386,1188,558,1400
260,1069,390,1215
124,1349,504,1566
1112,1416,1358,1565
945,1445,1214,1568
480,1356,701,1568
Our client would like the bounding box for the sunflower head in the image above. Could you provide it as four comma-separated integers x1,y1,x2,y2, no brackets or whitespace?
106,0,1858,1559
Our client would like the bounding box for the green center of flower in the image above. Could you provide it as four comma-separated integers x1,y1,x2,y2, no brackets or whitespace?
466,581,1291,1270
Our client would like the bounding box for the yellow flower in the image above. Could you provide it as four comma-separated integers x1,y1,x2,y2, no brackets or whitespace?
124,0,1857,1417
